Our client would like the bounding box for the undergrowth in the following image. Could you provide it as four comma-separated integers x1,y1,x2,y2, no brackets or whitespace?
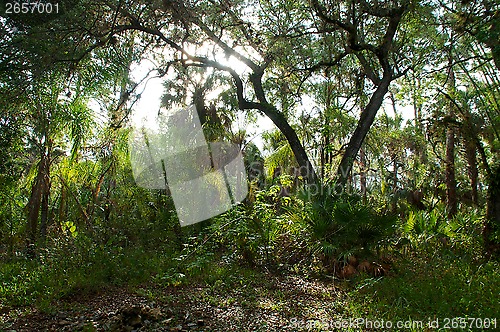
1,189,498,331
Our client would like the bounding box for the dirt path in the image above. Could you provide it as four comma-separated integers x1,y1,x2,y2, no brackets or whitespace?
1,274,345,331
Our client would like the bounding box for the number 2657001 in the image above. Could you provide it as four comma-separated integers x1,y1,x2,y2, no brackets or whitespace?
5,2,59,14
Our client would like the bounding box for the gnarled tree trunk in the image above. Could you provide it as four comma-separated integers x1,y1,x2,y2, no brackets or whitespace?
250,72,319,184
336,74,392,188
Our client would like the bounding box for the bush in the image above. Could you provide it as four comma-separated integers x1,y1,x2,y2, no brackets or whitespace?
303,190,397,266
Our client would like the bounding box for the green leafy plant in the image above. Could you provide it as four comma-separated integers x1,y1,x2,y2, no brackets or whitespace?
305,192,397,264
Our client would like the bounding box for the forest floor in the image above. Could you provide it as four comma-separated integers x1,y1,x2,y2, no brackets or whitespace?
1,272,347,331
2,249,499,331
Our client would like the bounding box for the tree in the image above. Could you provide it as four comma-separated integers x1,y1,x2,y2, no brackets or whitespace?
94,0,321,183
445,58,458,218
310,0,412,189
449,0,500,70
441,0,500,254
0,7,135,255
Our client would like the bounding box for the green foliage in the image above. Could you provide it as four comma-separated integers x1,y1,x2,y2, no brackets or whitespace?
262,131,296,179
172,182,398,275
348,207,496,324
346,254,500,322
399,208,485,258
0,228,177,308
164,176,312,270
304,191,397,262
403,209,447,238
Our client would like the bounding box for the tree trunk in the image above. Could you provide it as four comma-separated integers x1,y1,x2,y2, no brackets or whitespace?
464,140,479,205
359,147,367,203
26,172,42,256
262,104,318,184
39,142,51,245
321,84,332,182
336,74,391,188
25,149,50,257
358,92,370,201
445,66,457,218
40,188,49,245
359,145,367,202
445,128,457,217
484,163,500,257
320,142,325,181
391,155,398,213
250,73,318,184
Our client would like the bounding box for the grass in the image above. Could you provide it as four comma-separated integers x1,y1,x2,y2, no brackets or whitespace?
345,252,500,329
0,240,176,312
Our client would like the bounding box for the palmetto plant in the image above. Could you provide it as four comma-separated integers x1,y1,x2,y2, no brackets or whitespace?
403,210,446,238
401,208,485,257
305,191,396,262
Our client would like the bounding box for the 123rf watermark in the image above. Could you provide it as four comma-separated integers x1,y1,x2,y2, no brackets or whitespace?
4,1,59,14
288,317,497,330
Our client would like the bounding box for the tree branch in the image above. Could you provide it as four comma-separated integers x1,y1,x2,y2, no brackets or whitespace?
310,0,355,33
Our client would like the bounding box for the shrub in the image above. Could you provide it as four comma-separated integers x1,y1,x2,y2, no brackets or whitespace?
303,190,397,267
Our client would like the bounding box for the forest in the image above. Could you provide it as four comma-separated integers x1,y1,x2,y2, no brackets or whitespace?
0,0,499,331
